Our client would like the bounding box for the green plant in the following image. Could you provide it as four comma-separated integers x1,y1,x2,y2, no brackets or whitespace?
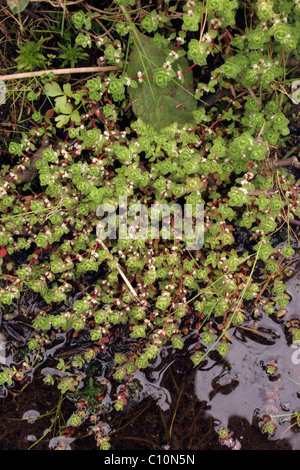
7,0,30,14
0,0,299,450
126,28,198,130
15,38,47,71
58,42,89,68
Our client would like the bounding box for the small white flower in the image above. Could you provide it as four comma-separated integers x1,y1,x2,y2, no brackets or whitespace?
169,50,179,60
203,33,212,43
137,71,143,83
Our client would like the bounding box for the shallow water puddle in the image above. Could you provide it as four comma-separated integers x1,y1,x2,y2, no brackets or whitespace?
0,271,299,450
193,272,300,449
113,269,300,450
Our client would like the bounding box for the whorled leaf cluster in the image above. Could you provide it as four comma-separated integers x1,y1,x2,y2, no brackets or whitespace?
0,0,299,449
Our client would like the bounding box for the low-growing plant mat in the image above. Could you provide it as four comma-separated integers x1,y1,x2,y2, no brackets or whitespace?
0,0,300,451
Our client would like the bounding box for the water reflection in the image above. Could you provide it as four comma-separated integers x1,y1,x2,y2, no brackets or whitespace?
192,272,300,450
110,269,300,450
0,261,299,450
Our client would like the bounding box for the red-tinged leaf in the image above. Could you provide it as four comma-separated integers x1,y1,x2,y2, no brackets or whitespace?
62,427,75,436
0,247,7,258
45,109,55,118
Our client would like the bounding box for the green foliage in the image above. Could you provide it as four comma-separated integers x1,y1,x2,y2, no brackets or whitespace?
127,30,197,131
7,0,30,14
15,38,47,71
0,0,299,450
58,42,89,68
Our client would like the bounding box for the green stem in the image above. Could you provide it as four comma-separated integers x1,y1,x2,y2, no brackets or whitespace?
119,4,155,99
119,5,144,52
27,395,65,450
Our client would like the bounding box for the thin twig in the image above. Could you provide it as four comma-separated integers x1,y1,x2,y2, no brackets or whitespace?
269,156,300,169
30,0,84,5
0,66,120,81
290,219,300,227
97,239,141,303
247,87,261,105
247,189,275,196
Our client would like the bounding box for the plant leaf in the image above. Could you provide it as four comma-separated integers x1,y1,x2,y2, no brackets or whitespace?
55,114,70,128
127,30,197,131
54,96,72,114
7,0,30,14
63,83,73,98
44,82,63,98
70,110,81,125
